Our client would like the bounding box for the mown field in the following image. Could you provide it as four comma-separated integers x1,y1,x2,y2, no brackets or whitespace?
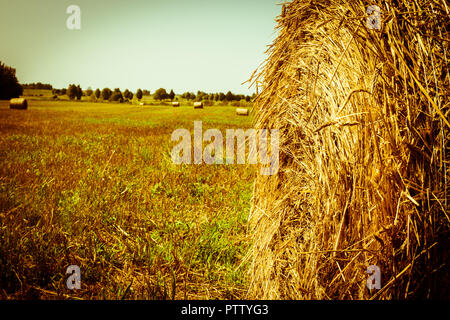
0,99,255,299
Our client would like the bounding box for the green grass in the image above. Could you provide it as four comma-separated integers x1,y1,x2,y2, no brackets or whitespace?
0,100,254,299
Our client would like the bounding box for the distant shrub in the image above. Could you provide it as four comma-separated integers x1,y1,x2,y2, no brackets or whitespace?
86,88,93,96
203,100,214,106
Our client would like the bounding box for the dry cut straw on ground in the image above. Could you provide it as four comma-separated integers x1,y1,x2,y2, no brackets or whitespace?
247,0,449,299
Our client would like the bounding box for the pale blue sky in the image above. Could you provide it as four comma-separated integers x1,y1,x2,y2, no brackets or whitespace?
0,0,281,94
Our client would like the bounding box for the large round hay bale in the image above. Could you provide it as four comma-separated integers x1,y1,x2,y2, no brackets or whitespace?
9,98,27,110
172,101,180,107
248,0,449,300
235,108,249,116
193,101,203,109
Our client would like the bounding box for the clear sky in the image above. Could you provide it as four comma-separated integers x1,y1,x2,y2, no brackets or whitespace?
0,0,281,95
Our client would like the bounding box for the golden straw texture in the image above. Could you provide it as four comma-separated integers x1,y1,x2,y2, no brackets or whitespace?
248,0,449,299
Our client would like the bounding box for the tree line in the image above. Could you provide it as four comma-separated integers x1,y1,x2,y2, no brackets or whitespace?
58,85,144,102
59,86,255,103
22,82,53,90
0,61,255,103
180,90,254,102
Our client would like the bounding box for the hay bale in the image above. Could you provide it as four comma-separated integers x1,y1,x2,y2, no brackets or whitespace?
248,0,449,300
139,102,145,106
172,101,180,107
9,98,27,110
235,108,249,116
193,101,203,109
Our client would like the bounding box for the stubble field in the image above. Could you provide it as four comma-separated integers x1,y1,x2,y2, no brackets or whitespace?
0,99,254,299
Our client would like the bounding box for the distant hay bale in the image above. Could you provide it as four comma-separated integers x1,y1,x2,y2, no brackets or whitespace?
193,101,203,109
139,102,145,106
235,108,249,116
9,98,27,110
172,101,180,107
247,0,449,300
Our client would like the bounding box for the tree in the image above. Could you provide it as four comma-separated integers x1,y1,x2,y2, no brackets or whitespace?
67,84,77,100
0,62,23,100
67,84,82,100
218,92,225,101
94,88,101,99
101,88,112,100
196,90,207,101
110,88,123,102
76,85,82,100
110,92,123,102
123,89,133,100
169,89,175,100
86,87,93,96
136,89,143,100
153,88,168,100
225,91,234,101
181,92,196,100
142,89,150,96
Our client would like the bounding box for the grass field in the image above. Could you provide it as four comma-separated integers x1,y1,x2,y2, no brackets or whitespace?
0,99,254,299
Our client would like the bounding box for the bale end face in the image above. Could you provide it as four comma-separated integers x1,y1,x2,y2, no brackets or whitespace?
235,108,249,116
193,102,203,109
9,98,27,110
